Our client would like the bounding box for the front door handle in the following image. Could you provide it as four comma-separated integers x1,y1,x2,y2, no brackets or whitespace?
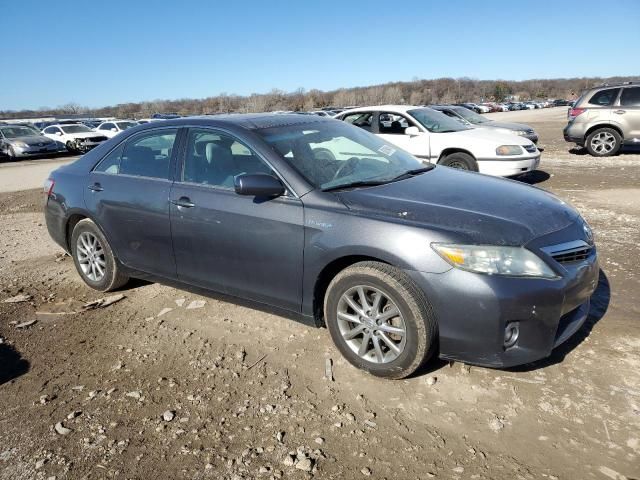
88,183,103,192
613,110,626,115
170,196,195,208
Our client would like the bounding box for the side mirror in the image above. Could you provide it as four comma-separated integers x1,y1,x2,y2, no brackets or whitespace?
405,126,420,136
111,128,117,132
55,131,62,136
234,174,285,197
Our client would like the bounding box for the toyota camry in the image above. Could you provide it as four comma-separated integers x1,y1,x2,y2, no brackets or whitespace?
44,114,599,379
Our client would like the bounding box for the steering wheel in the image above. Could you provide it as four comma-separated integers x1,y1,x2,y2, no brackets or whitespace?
332,157,360,181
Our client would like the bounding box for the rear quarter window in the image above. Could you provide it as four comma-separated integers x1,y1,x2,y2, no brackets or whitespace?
620,87,640,107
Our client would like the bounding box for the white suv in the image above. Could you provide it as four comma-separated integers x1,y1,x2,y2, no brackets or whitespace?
335,106,541,177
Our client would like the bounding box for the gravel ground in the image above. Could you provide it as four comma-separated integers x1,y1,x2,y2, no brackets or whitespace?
1,109,639,480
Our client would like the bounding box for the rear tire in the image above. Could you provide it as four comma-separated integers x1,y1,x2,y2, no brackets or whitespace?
71,219,129,292
439,152,478,171
585,128,622,157
324,261,437,379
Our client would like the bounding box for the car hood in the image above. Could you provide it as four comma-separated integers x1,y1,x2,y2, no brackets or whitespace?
446,127,532,146
62,132,102,139
480,121,535,132
10,135,55,145
336,167,578,246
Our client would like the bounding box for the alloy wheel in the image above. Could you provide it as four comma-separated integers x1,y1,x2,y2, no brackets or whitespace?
336,285,407,363
76,232,106,282
590,131,617,154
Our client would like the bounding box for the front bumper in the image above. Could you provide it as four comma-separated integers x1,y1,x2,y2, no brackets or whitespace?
477,155,541,177
406,232,599,368
13,144,63,158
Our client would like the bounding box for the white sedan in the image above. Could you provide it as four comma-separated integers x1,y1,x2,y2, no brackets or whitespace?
95,120,139,138
335,105,540,177
42,123,109,153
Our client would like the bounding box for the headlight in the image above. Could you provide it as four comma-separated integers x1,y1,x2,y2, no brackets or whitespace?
496,145,523,155
13,141,29,148
514,130,528,136
432,244,558,278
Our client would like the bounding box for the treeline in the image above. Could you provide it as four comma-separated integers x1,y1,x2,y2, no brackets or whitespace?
2,76,637,120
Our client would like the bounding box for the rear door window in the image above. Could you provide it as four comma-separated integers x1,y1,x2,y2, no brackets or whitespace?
341,112,374,131
620,87,640,107
119,129,178,179
588,88,621,106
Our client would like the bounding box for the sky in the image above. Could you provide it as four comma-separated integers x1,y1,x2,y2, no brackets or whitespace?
2,0,639,111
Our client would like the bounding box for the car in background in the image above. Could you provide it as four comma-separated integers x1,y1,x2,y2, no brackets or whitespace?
553,99,572,107
564,82,640,156
43,113,598,378
522,102,537,110
335,105,540,177
0,124,65,160
136,118,162,124
42,124,108,154
96,120,139,138
310,111,334,117
431,105,539,143
82,120,104,129
152,113,181,120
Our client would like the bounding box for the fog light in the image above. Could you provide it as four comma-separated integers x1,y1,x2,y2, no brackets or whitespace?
504,322,520,349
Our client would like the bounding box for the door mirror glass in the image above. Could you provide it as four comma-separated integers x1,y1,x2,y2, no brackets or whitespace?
111,128,118,132
55,131,62,136
405,126,420,136
234,174,285,197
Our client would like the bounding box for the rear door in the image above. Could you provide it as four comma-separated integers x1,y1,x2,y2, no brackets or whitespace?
169,127,304,312
617,86,640,143
84,127,180,278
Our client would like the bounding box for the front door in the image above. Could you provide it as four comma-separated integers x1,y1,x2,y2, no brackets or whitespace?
375,111,432,162
84,127,179,278
169,128,304,312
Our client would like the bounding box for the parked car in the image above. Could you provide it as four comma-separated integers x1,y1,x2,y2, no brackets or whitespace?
430,105,539,143
564,82,640,156
42,124,108,153
522,102,537,110
553,99,572,107
335,106,540,176
44,114,598,378
96,120,139,138
0,124,64,160
310,111,334,117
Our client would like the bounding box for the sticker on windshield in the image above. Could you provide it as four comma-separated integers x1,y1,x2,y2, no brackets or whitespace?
378,145,396,156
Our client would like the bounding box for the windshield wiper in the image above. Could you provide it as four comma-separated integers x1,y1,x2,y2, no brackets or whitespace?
322,166,434,192
389,165,434,182
321,180,390,192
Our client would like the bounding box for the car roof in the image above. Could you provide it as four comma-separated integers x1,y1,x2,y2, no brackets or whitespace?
338,105,423,115
140,113,335,131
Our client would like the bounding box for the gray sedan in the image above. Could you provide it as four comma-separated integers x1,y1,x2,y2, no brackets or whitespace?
0,124,65,160
431,105,539,144
44,114,597,378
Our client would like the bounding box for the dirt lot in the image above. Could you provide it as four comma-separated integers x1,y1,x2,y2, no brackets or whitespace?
1,109,639,480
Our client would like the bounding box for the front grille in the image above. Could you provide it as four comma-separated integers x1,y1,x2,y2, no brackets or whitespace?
84,136,107,143
524,144,537,153
551,247,592,263
542,240,593,265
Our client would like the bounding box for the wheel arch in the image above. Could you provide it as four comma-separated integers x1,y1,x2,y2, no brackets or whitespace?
437,148,476,163
585,123,624,140
312,255,392,327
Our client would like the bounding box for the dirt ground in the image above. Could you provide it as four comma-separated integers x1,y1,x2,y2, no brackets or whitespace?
1,109,639,480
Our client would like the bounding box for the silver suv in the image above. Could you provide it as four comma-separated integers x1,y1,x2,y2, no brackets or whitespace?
563,82,640,156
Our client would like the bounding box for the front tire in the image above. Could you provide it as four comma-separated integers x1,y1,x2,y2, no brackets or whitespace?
439,152,478,171
71,219,129,292
585,128,622,157
324,261,437,379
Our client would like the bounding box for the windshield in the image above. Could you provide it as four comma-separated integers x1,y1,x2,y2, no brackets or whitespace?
255,120,425,190
61,125,93,134
451,107,491,124
407,108,469,133
0,126,41,138
116,121,137,130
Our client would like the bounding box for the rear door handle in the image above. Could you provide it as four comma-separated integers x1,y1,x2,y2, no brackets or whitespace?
170,196,195,208
88,183,103,192
614,110,626,115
